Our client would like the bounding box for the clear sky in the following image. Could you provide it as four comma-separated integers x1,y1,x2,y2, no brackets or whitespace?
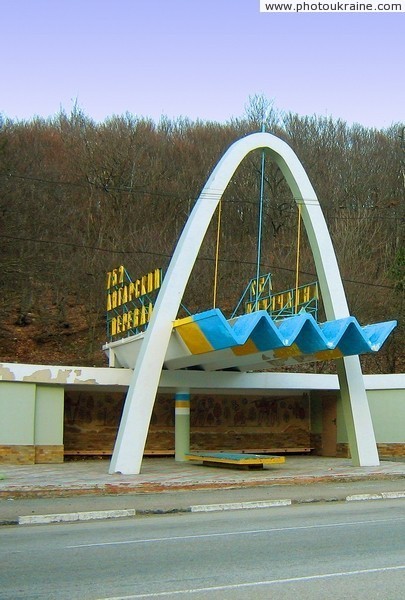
2,0,404,129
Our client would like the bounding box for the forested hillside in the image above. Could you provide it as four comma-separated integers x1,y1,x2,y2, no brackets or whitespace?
0,101,403,372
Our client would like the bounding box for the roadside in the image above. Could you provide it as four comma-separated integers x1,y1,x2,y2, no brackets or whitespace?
1,456,404,525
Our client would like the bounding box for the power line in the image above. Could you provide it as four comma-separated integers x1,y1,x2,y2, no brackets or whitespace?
0,171,403,219
0,233,397,291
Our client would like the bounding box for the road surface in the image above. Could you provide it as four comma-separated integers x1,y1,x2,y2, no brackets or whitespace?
1,499,404,599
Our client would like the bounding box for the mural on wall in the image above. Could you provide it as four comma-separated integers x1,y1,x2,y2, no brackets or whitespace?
189,394,310,451
65,392,124,427
64,392,310,454
64,392,125,453
191,395,308,429
149,395,175,427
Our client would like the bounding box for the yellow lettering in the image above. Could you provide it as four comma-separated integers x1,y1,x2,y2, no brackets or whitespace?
111,269,118,286
107,268,163,337
111,290,118,309
107,266,126,289
118,265,125,284
111,318,117,336
258,277,265,293
140,275,147,296
133,308,139,328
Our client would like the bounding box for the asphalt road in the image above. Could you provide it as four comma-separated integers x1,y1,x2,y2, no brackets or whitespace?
1,500,404,599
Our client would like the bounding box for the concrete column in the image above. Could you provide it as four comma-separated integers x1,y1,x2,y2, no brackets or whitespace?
336,357,379,466
174,390,190,461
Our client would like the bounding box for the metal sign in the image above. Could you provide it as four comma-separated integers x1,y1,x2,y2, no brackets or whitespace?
106,266,162,340
231,273,318,321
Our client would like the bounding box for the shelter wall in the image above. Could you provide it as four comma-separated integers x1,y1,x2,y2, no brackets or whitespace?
0,382,64,464
333,389,405,459
63,392,311,456
0,369,403,464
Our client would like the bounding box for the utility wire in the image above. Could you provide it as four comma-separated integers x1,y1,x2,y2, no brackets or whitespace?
0,233,397,291
0,171,403,219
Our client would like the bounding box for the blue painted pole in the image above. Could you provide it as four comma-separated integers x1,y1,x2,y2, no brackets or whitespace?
255,122,266,309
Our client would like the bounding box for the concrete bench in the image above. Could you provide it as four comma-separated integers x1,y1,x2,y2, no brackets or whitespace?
185,452,285,470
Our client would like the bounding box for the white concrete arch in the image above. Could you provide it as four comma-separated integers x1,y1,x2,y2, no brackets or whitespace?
109,132,379,474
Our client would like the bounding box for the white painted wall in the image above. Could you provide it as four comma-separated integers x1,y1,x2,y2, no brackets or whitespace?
368,390,405,442
34,386,64,445
0,381,36,444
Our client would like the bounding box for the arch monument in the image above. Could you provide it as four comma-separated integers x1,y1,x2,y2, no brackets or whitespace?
109,132,387,474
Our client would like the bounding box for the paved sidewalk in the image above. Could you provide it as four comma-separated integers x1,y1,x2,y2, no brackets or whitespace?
1,456,404,524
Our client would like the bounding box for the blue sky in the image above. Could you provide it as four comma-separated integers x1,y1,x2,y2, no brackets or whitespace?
2,0,404,128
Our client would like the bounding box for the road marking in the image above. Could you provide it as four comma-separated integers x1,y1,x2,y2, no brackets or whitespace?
65,515,405,549
96,564,405,598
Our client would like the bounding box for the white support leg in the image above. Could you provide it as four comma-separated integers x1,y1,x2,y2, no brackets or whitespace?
337,356,380,466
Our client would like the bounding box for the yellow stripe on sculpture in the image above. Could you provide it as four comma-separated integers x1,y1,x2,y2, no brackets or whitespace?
174,319,214,354
314,348,344,361
232,338,259,356
274,343,301,359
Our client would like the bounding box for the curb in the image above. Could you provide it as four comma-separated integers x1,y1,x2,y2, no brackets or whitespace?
346,491,405,502
12,491,405,525
190,499,292,512
18,508,136,525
